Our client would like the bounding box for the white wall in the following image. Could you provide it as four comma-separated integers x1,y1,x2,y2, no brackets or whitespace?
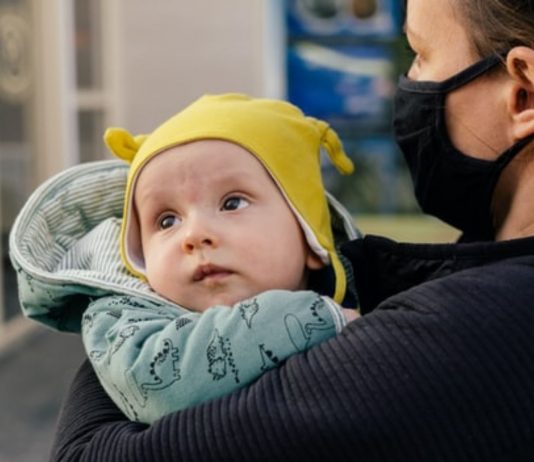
112,0,272,134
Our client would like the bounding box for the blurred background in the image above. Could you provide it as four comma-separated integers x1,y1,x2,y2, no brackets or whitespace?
0,1,458,460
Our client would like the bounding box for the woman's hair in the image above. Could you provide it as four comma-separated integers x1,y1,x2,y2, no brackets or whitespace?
457,0,534,57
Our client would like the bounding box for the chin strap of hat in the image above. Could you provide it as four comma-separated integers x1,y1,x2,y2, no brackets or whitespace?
308,117,354,304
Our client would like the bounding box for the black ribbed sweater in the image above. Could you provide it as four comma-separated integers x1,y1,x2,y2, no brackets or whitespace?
50,235,534,461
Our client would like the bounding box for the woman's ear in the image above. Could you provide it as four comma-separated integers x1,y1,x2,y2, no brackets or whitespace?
506,47,534,140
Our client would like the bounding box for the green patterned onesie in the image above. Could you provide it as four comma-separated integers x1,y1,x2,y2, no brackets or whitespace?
9,161,357,425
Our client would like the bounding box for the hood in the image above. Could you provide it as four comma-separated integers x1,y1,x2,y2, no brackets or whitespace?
9,160,360,333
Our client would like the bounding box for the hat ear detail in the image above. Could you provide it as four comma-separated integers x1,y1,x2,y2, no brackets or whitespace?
103,128,148,163
309,117,354,175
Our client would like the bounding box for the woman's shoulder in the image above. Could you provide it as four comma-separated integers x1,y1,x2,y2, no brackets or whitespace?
391,251,534,313
344,234,534,315
357,252,534,363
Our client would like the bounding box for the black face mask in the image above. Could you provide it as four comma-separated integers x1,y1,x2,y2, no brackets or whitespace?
393,53,533,241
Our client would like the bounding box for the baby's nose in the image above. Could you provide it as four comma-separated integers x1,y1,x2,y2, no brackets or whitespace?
181,217,218,253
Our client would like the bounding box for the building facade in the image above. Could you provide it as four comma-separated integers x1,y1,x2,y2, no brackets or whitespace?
0,0,283,345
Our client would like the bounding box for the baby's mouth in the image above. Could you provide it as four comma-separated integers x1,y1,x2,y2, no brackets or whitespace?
192,264,233,282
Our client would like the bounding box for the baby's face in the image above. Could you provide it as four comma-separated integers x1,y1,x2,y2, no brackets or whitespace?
134,140,322,311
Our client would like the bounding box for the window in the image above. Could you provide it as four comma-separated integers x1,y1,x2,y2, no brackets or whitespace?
0,0,111,338
0,0,34,327
74,0,107,162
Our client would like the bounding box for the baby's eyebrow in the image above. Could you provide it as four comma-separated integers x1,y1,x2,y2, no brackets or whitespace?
207,170,261,188
134,187,166,213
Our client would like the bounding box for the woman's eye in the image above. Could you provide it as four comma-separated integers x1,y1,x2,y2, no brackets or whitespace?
222,196,249,211
158,214,180,230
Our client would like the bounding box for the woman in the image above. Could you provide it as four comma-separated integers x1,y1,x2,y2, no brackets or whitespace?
50,0,534,460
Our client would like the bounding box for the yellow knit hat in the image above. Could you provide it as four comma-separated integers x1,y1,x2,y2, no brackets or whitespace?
104,93,354,303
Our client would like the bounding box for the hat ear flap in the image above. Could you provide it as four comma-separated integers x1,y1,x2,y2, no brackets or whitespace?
307,117,354,175
104,127,148,163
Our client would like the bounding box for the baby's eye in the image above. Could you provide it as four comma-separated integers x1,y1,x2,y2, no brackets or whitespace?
221,196,249,211
158,214,181,230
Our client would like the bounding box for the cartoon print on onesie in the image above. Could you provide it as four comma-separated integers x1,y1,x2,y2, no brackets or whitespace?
238,298,260,328
207,329,240,383
125,338,182,407
284,296,337,351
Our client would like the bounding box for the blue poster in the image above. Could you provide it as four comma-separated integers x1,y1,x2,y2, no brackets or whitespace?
284,0,410,214
286,0,402,38
287,42,394,130
322,136,413,213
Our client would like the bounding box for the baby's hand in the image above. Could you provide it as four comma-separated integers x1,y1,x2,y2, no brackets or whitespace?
342,308,360,323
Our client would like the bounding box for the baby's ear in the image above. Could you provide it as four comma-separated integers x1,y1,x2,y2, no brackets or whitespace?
506,47,534,140
306,251,325,270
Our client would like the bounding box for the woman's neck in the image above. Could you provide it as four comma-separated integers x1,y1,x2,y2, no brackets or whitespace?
494,148,534,240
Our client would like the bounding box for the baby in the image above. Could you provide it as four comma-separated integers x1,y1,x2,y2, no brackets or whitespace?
82,93,358,423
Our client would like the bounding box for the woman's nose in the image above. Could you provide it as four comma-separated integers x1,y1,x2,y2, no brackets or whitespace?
180,216,218,253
